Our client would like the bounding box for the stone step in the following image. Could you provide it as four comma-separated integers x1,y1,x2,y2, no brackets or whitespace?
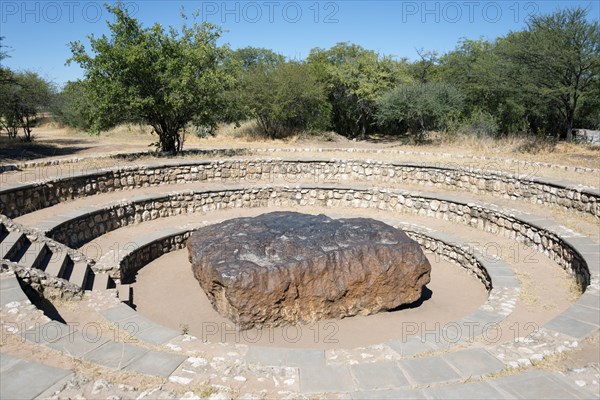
117,284,131,304
0,353,73,400
0,275,29,306
91,273,111,291
44,251,69,279
0,231,26,260
67,262,89,289
16,242,49,270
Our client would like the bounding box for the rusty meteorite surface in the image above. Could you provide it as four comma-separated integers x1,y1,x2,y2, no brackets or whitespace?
187,212,431,329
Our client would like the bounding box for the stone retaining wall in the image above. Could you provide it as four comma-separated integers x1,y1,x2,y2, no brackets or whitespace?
406,230,492,291
1,159,598,218
119,230,193,283
0,215,95,269
46,186,589,288
1,261,83,301
114,224,493,293
3,147,597,174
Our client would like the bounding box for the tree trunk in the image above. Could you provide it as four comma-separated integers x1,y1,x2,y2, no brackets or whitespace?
7,126,18,139
419,116,426,142
22,115,33,142
154,124,180,153
566,120,573,142
359,114,367,140
565,104,574,142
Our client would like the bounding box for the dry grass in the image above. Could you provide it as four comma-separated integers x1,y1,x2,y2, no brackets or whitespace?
531,351,569,371
216,120,266,142
68,355,166,389
567,279,585,302
176,382,215,397
3,122,598,185
214,121,345,144
515,271,541,307
436,133,600,168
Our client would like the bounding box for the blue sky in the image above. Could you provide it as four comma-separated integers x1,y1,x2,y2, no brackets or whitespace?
1,0,598,86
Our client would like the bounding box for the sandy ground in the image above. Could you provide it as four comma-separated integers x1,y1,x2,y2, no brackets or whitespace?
131,249,487,349
82,205,575,350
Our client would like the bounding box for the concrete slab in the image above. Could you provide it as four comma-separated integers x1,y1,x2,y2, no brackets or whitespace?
135,326,181,345
0,287,29,306
299,364,355,393
117,314,156,333
351,388,427,399
563,304,600,326
285,348,326,368
576,293,600,310
0,356,72,400
387,337,436,358
485,266,516,278
84,340,147,369
100,304,138,322
0,353,21,373
427,380,508,399
490,275,520,287
443,348,505,378
562,236,599,252
46,331,110,357
0,276,19,290
246,346,287,366
399,356,460,385
544,314,598,339
492,370,595,399
350,362,409,391
124,350,187,377
584,254,600,274
463,309,505,325
21,321,73,344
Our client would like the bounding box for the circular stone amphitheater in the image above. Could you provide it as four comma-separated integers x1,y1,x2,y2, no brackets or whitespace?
0,143,599,399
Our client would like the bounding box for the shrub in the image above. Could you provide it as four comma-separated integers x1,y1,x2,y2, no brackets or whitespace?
240,62,331,138
376,82,464,141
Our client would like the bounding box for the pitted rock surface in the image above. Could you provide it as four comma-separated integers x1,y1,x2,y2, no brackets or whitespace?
187,212,431,329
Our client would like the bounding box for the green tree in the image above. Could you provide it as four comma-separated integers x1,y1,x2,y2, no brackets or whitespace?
497,7,600,140
217,47,286,126
68,4,234,153
376,82,464,141
0,36,13,85
0,72,53,141
51,80,93,130
240,61,331,138
438,38,527,136
410,48,440,84
230,46,285,70
308,43,410,139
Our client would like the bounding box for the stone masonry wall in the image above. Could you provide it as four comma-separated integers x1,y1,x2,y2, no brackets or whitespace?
45,186,589,288
1,160,597,218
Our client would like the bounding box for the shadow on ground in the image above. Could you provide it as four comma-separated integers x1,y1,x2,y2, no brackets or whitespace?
0,137,92,162
390,286,433,312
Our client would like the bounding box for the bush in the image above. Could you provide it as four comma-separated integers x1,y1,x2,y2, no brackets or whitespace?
452,110,500,137
51,80,93,131
240,62,331,138
0,71,53,141
376,82,463,140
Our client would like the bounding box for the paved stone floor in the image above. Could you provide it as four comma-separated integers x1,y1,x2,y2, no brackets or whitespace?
1,150,599,399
